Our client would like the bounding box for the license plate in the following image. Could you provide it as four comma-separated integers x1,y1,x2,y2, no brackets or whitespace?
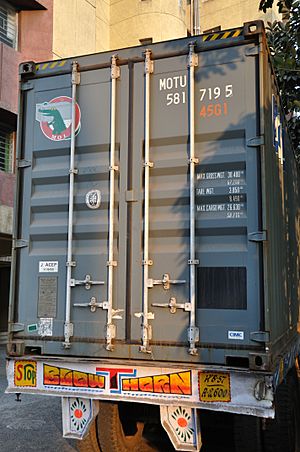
199,371,231,402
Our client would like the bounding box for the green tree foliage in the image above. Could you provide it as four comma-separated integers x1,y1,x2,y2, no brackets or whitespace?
259,0,293,13
260,0,300,157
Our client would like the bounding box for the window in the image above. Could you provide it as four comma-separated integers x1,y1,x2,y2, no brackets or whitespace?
0,127,14,173
0,1,17,48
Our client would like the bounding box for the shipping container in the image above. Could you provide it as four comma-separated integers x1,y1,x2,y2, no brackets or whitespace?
6,21,300,451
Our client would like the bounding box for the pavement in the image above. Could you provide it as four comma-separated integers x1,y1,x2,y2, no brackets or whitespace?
0,346,77,452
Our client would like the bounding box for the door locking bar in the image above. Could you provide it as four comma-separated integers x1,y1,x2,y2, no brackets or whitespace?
147,273,186,290
139,49,154,354
63,61,80,349
187,43,199,356
152,297,191,314
105,54,121,351
74,297,123,318
70,274,105,290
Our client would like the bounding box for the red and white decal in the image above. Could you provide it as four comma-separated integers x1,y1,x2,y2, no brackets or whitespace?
35,96,81,141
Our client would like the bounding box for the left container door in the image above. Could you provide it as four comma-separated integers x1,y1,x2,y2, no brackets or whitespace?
15,64,128,356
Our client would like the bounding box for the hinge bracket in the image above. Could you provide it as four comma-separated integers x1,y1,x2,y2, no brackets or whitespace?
245,45,259,56
17,159,32,168
248,231,267,242
10,323,25,333
21,81,34,91
14,239,28,249
247,136,264,147
250,331,270,343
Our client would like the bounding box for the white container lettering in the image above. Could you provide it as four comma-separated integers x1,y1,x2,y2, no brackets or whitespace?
159,75,187,107
159,75,187,91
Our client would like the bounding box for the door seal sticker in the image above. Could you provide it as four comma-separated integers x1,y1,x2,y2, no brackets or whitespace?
27,324,38,333
38,318,53,337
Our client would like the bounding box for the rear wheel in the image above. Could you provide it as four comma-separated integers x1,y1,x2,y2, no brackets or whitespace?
78,420,101,452
263,367,300,452
78,401,167,452
97,401,156,452
234,414,263,452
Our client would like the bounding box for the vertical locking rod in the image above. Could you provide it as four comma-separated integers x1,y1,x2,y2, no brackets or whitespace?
188,44,199,355
141,50,154,353
106,55,120,351
64,61,80,348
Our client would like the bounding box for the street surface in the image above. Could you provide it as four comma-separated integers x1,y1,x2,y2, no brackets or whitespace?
0,346,76,452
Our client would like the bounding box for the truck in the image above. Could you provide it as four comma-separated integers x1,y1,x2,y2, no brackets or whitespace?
6,21,300,452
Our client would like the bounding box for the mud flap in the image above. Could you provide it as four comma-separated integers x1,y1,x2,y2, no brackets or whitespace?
62,397,99,439
160,406,202,451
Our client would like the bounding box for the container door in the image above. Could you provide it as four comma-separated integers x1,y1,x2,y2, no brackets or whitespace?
130,43,262,361
16,64,128,355
130,53,190,356
194,45,262,351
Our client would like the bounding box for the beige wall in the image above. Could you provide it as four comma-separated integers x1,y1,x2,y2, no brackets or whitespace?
200,0,281,32
53,0,188,57
110,0,188,50
53,0,110,58
52,0,281,58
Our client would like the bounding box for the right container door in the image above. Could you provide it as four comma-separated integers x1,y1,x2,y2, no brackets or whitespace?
195,44,263,350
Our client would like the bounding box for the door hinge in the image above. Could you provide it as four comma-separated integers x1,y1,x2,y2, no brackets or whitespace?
14,239,28,249
250,331,270,343
247,136,264,147
10,323,25,333
248,231,267,242
188,326,199,344
17,159,32,168
21,81,34,91
245,45,259,56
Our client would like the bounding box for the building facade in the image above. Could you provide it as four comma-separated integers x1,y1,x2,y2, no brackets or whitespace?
52,0,281,58
200,0,280,33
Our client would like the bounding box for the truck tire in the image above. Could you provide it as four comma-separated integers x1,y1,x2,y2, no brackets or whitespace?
78,401,159,452
263,367,300,452
233,414,263,452
78,420,101,452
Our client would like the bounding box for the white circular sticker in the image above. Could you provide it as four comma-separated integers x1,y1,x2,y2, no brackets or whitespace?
85,190,101,209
